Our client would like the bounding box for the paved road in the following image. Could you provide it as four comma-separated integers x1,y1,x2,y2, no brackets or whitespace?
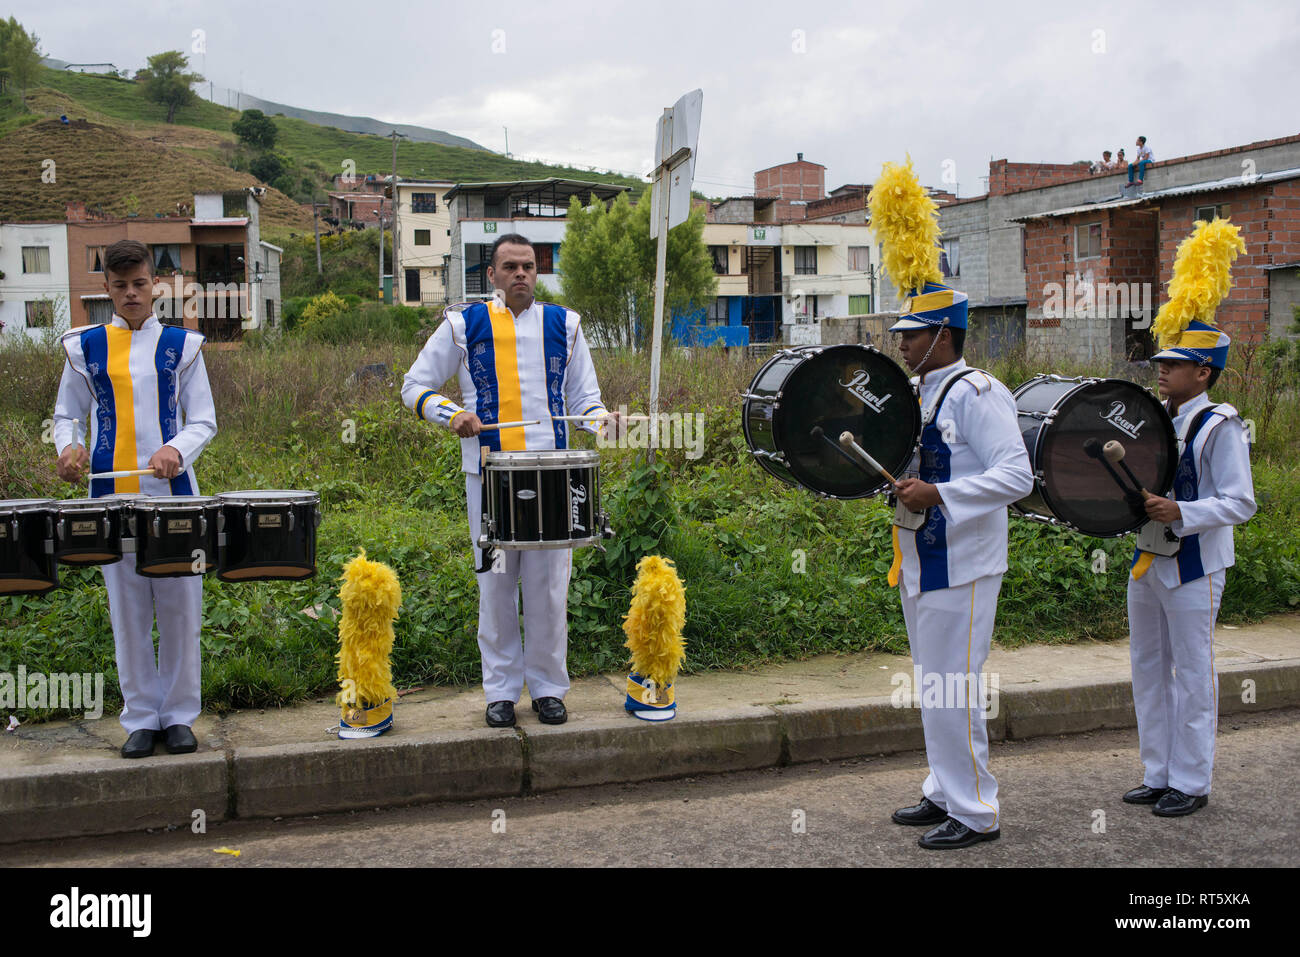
9,708,1299,868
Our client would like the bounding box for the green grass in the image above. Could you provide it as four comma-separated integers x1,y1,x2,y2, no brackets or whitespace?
2,334,1297,722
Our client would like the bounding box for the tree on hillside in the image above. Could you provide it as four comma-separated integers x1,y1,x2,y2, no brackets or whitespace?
233,108,277,150
558,188,716,349
136,50,203,123
0,17,43,99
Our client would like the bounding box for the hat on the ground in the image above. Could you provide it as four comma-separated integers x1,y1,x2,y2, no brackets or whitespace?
1151,219,1246,370
339,696,394,738
335,550,401,740
623,556,686,724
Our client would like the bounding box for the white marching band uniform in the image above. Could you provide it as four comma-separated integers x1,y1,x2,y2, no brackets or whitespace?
1127,392,1256,797
892,358,1034,833
52,315,217,734
402,296,607,704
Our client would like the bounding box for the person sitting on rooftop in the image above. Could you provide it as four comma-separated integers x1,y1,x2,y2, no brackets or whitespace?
1128,136,1155,185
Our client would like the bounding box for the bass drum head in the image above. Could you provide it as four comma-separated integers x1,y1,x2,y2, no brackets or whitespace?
776,345,920,499
1030,378,1176,536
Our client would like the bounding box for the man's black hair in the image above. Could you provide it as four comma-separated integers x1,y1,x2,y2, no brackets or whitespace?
489,233,534,268
1206,366,1221,389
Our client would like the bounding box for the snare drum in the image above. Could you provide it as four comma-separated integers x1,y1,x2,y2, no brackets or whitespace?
742,344,921,498
53,498,125,566
129,495,221,577
217,490,321,582
480,450,610,549
1012,375,1177,537
0,499,58,596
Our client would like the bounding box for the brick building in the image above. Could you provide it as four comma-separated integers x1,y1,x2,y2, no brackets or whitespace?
754,154,825,222
881,133,1300,362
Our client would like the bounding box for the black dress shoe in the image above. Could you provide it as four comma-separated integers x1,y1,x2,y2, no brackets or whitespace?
918,817,1001,850
163,724,197,754
486,701,516,728
121,729,158,759
532,696,567,725
1122,784,1168,805
891,796,949,826
1152,788,1208,817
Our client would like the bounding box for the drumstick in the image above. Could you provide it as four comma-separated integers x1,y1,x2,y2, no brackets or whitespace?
837,431,900,486
1103,440,1152,500
88,467,157,480
810,426,875,477
479,420,541,430
550,414,653,422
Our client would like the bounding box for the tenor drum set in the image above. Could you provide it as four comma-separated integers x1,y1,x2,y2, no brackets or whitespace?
0,490,321,597
741,344,1178,539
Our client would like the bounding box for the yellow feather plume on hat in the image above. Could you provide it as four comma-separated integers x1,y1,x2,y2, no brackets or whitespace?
1152,218,1247,347
867,157,943,301
335,550,401,709
622,555,686,691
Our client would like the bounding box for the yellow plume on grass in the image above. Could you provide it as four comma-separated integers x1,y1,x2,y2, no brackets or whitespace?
622,555,686,690
867,157,943,302
1153,218,1247,347
335,550,401,709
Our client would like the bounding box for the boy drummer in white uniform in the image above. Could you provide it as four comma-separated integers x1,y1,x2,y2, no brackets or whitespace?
868,160,1034,849
401,234,619,729
1123,219,1256,816
52,239,217,758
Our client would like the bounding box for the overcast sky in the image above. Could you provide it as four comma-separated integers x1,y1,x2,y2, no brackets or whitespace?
16,0,1300,198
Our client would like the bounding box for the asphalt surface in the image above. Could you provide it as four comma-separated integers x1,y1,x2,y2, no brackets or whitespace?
10,707,1298,868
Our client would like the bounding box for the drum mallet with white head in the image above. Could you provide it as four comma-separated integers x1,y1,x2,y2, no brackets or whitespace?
837,431,900,486
1082,437,1132,495
1103,440,1151,500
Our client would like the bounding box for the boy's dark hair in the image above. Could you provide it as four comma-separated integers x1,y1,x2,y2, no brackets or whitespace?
104,240,153,276
1206,366,1221,389
937,325,965,356
1138,135,1147,145
489,233,534,267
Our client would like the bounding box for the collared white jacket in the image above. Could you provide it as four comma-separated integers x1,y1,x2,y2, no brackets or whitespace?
1137,391,1256,588
894,359,1035,597
53,314,217,498
402,296,608,474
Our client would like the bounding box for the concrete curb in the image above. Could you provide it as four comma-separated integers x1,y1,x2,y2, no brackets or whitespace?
2,659,1298,845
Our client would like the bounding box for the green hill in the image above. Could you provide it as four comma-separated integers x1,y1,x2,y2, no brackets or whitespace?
18,67,646,214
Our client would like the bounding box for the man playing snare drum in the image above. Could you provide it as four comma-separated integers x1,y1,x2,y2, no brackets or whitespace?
52,239,217,758
402,234,620,728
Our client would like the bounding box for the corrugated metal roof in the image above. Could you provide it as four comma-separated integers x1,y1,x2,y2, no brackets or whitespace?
1010,167,1300,222
1011,198,1143,222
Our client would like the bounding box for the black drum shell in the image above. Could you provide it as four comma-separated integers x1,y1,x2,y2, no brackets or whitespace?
218,496,319,582
53,500,124,567
742,344,921,499
485,458,601,546
0,503,58,596
1013,376,1177,537
131,500,221,578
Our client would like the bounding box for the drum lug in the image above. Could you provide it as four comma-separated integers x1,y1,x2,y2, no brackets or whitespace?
245,508,252,533
288,510,295,532
739,392,775,403
314,508,322,528
56,517,65,541
199,513,207,536
153,515,161,537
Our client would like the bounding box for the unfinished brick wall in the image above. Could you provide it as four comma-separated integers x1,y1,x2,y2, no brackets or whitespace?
1156,182,1299,343
989,160,1095,196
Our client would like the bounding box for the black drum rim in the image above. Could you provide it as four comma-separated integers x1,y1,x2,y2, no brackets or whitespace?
1020,375,1177,538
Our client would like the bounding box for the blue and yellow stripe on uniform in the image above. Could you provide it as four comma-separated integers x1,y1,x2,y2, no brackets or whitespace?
155,325,193,495
82,325,142,498
542,303,569,448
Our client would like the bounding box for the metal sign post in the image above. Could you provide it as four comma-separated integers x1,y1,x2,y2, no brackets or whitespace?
646,89,702,459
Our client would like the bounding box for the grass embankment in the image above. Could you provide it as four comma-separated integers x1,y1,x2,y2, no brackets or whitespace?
1,328,1297,721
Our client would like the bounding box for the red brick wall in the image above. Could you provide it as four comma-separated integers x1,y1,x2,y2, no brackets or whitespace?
755,160,825,201
989,159,1095,196
1155,183,1299,343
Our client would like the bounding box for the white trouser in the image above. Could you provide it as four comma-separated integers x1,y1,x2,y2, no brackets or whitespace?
900,574,1002,833
466,473,572,704
1127,568,1223,796
101,560,203,734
